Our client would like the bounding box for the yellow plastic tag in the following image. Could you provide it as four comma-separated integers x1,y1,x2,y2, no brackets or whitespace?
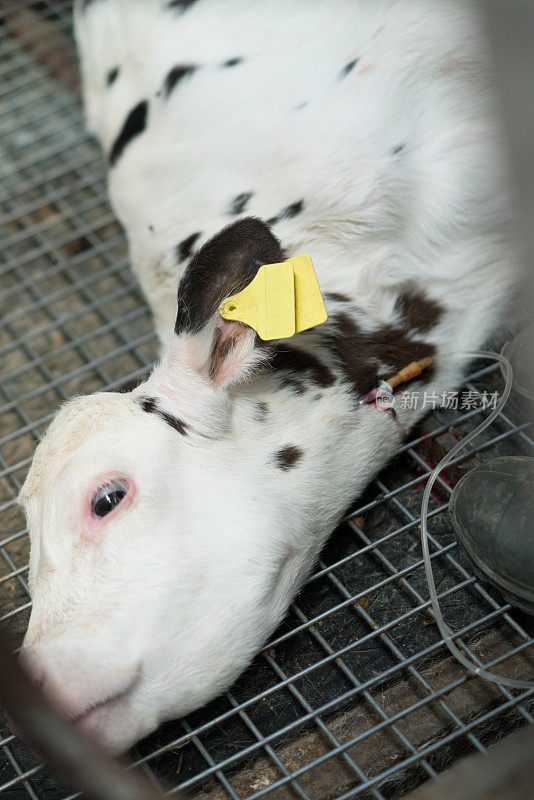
219,254,328,341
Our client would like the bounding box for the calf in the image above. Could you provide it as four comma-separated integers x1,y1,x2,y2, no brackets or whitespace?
18,0,520,752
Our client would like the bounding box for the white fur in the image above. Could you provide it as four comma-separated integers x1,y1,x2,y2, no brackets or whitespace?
19,0,520,752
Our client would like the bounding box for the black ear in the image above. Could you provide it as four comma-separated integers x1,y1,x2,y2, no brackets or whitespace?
174,217,284,336
166,218,284,388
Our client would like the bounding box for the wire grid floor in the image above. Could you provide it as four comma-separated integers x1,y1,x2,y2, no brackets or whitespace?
0,2,533,799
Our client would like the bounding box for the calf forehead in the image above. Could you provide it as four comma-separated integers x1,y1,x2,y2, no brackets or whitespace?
21,393,140,503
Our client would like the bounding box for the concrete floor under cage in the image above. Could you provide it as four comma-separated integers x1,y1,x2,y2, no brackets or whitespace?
0,3,533,800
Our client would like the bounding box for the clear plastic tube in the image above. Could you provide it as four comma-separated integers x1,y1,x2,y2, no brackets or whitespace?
420,350,534,689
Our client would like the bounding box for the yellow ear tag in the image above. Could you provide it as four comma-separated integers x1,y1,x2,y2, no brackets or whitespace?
219,254,328,341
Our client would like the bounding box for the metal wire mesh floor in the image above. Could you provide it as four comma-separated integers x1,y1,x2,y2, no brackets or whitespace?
1,3,533,799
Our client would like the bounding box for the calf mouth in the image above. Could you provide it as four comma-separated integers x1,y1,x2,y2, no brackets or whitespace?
71,678,139,733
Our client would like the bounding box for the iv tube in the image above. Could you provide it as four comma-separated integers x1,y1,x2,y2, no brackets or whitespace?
420,350,534,689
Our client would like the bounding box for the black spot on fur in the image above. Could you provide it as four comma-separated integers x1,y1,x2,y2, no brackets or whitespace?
223,57,242,67
340,58,359,79
175,217,284,335
392,143,405,155
229,192,253,216
281,377,305,394
109,100,148,167
106,66,119,87
157,409,189,436
163,64,196,98
267,200,304,226
167,0,197,9
177,232,201,263
269,344,335,388
138,396,158,414
253,401,269,421
275,445,303,471
325,292,351,304
117,377,142,393
138,397,189,436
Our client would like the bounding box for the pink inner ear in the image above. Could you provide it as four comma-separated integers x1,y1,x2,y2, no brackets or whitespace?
209,316,256,387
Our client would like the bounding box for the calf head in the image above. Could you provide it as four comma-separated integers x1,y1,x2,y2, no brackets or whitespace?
19,219,311,752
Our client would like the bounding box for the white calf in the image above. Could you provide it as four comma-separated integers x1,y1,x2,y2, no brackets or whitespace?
19,0,520,752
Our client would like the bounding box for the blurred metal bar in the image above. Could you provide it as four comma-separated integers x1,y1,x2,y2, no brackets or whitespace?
0,626,169,800
402,723,534,800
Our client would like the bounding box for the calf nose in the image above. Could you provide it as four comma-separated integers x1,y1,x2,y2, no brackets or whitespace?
31,667,46,692
18,647,47,691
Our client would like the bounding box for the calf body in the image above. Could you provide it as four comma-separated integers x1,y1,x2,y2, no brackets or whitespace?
19,0,519,752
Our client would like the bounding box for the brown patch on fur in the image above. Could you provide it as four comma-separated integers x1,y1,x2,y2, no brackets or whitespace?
395,288,443,332
269,344,335,388
326,305,437,397
326,313,381,395
275,445,303,471
325,292,352,304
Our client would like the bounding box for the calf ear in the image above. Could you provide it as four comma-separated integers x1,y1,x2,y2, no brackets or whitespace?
172,217,284,387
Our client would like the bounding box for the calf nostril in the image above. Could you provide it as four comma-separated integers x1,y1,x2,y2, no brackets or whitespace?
32,669,46,691
18,647,46,690
33,670,46,689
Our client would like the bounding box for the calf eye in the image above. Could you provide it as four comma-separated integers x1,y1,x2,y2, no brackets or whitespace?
91,480,128,519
